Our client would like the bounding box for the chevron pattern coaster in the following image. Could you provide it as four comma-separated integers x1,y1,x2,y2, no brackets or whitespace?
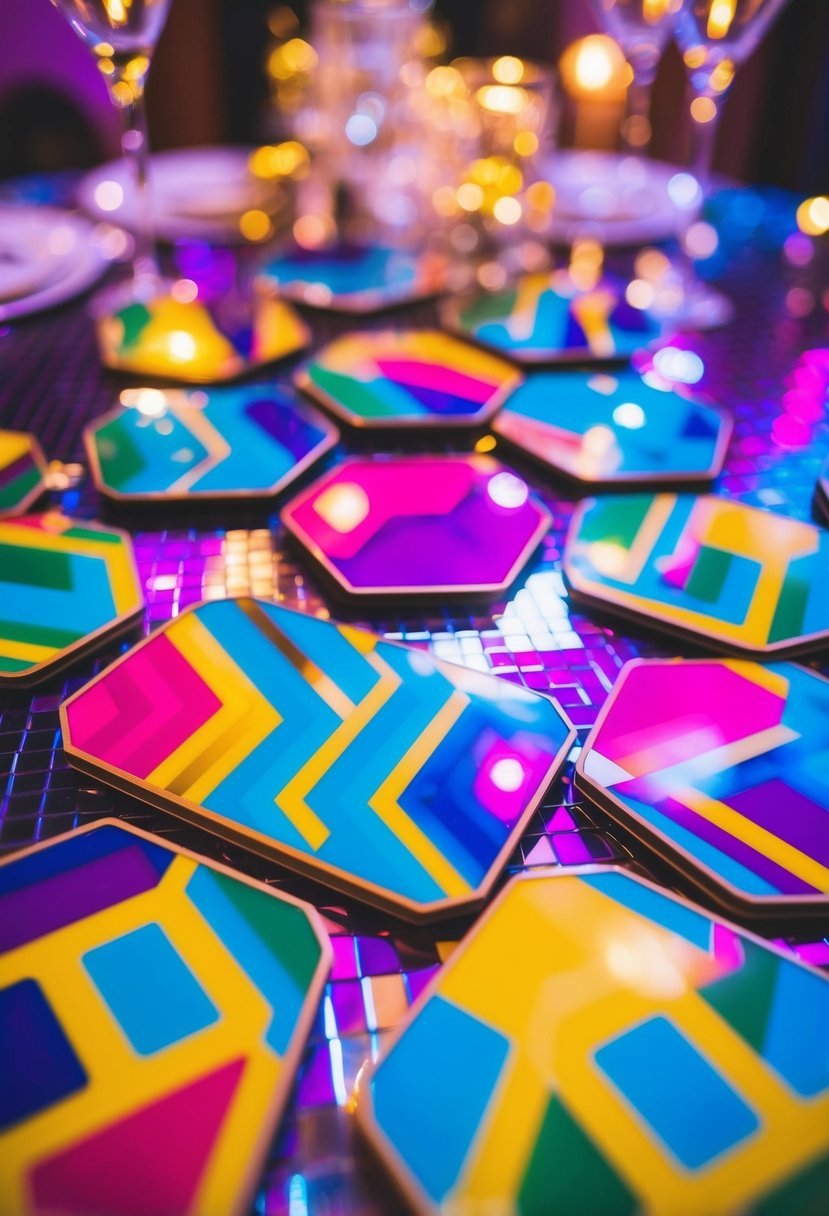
359,867,829,1215
0,820,330,1216
577,659,829,926
84,384,337,502
0,429,47,516
60,599,575,920
0,513,144,687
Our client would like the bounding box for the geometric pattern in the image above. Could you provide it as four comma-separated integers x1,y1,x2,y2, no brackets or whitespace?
281,454,551,600
60,599,575,921
256,242,447,313
359,867,829,1215
0,512,144,687
0,819,330,1216
294,330,521,429
95,293,310,383
563,492,829,656
494,369,731,485
0,429,47,516
442,272,661,364
84,384,337,503
577,659,829,925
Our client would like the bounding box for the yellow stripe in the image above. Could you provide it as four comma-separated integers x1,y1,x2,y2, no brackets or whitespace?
508,273,548,340
368,691,472,898
0,637,55,663
147,613,280,802
678,785,829,893
274,648,400,850
0,431,30,465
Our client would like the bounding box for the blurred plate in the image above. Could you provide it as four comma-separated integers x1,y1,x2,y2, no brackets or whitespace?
77,147,286,244
0,205,110,322
547,151,682,246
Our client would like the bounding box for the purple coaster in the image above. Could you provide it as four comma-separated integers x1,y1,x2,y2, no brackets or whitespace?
281,454,551,599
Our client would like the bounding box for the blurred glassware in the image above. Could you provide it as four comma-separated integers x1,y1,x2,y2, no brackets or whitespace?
49,0,173,302
290,0,431,249
588,1,684,153
649,0,793,327
423,56,557,283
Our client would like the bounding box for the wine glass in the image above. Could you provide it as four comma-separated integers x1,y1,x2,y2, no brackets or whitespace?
589,0,685,154
657,0,792,326
50,0,173,302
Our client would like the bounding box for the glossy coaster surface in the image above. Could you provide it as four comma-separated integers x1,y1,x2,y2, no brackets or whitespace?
494,369,731,484
256,243,447,312
359,867,829,1215
97,293,309,383
0,429,47,516
281,454,551,599
577,659,829,924
0,820,330,1216
0,513,143,686
564,492,829,656
60,599,575,921
84,384,337,502
295,330,521,429
443,272,660,364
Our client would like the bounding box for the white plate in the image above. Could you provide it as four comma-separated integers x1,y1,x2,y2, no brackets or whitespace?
547,151,683,246
0,206,110,322
77,147,286,244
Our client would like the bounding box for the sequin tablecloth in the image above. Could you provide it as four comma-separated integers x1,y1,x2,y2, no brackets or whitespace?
1,183,828,1214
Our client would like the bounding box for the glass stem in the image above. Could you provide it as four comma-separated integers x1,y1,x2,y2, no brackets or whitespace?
117,87,160,296
689,90,726,200
621,65,655,157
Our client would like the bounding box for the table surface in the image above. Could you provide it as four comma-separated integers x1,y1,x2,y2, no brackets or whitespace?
1,181,828,1215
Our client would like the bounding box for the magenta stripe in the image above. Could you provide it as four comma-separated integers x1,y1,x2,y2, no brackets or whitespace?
374,358,496,403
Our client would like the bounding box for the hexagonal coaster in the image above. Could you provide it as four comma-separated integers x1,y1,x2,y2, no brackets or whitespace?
442,272,661,364
494,370,731,485
84,384,338,503
281,455,551,600
0,819,330,1216
96,293,310,383
577,659,829,927
0,429,48,516
0,513,144,687
294,330,521,429
358,866,829,1215
563,493,829,657
256,242,447,313
60,598,575,921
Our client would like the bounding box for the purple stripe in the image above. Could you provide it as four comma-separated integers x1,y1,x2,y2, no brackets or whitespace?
0,453,34,488
0,846,165,952
619,780,818,896
728,778,829,868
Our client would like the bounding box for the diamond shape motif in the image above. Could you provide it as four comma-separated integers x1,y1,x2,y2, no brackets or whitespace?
0,513,144,686
84,384,337,503
60,599,574,920
0,429,47,516
494,370,731,484
281,454,551,599
0,820,329,1216
295,330,521,429
577,659,829,925
96,293,309,383
358,867,829,1214
563,493,829,656
256,242,447,312
442,272,660,364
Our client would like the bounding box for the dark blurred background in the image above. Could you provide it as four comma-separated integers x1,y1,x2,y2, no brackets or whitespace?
2,0,828,193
